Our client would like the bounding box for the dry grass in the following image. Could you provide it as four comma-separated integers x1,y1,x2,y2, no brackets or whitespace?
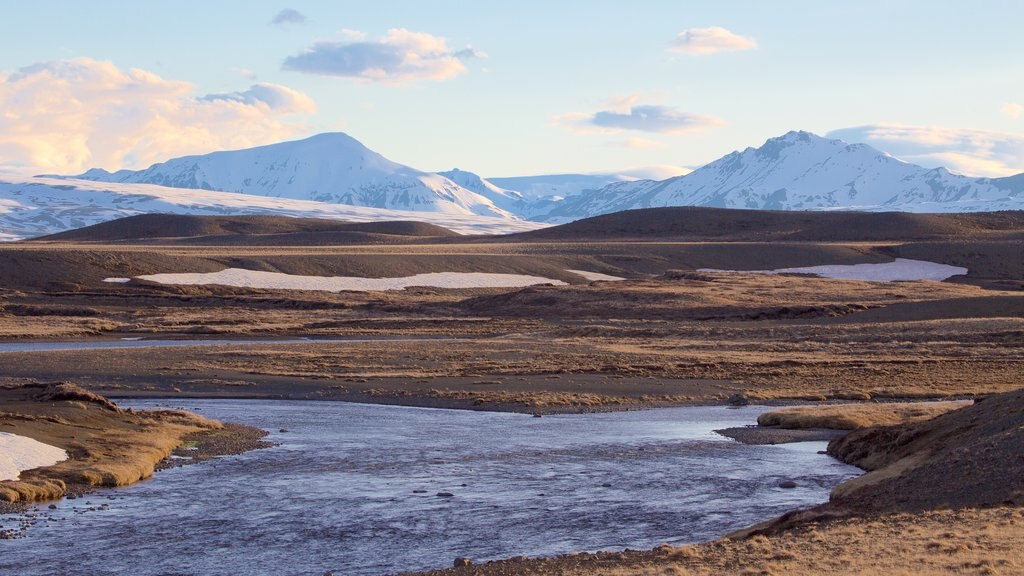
0,384,221,503
756,401,972,430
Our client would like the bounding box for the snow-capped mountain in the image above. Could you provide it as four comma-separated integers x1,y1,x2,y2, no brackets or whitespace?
73,133,514,219
0,172,548,241
538,131,1024,221
437,168,525,214
486,174,631,202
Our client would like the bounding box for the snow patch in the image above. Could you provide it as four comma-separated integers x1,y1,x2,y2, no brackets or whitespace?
567,269,626,282
699,258,967,282
131,269,568,292
0,432,67,481
103,277,131,283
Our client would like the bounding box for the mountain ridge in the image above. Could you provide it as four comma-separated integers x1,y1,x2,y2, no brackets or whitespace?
539,131,1024,220
73,132,515,219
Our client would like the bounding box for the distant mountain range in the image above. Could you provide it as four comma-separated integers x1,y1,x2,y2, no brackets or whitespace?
539,131,1024,220
2,129,1022,240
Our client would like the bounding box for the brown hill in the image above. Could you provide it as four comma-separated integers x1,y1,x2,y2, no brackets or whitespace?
826,388,1024,514
32,214,461,244
502,207,1024,242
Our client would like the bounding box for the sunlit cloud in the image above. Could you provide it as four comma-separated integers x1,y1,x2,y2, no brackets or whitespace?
828,123,1024,177
554,101,722,136
271,8,306,26
1002,102,1023,120
282,28,484,84
0,58,316,173
668,27,757,55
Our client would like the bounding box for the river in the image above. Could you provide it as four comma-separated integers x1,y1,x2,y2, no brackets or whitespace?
0,399,860,576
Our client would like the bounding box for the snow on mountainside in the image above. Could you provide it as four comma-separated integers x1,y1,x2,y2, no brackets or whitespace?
0,173,548,241
437,168,525,214
72,133,514,219
539,131,1024,221
486,174,631,202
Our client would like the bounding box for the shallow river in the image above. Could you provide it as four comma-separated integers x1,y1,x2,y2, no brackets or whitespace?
1,400,860,576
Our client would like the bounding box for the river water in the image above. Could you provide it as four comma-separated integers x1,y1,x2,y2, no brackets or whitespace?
0,338,454,354
0,400,860,576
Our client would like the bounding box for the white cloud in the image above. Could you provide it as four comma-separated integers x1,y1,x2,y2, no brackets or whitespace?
827,124,1024,177
668,27,757,55
1002,102,1023,120
605,165,692,180
271,9,306,26
339,28,367,41
554,102,722,135
282,28,483,84
0,58,316,173
200,83,315,112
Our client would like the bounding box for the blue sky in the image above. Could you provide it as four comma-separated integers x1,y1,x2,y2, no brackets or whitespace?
1,1,1022,177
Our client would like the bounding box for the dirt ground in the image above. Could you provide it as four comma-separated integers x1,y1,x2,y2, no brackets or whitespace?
0,268,1020,412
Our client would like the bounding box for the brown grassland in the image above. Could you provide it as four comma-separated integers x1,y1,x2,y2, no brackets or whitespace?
1,210,1022,573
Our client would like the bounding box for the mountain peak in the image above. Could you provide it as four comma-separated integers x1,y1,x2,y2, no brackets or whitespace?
71,132,515,219
540,129,1023,219
763,130,840,147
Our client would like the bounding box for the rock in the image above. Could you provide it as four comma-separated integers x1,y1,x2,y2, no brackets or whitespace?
601,483,612,488
453,557,473,567
778,480,798,489
726,393,750,407
436,492,455,498
48,504,57,509
532,412,543,418
279,429,288,433
413,489,427,494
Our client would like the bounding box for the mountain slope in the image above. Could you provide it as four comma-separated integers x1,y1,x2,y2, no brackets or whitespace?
486,173,630,202
437,168,525,214
538,131,1024,221
0,173,548,240
73,133,514,219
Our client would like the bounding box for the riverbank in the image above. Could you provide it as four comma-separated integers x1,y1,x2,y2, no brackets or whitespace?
400,388,1024,575
0,383,268,518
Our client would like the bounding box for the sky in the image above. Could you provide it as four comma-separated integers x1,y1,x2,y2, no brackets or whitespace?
1,1,1022,178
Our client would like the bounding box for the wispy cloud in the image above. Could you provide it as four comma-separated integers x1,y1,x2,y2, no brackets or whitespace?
828,123,1024,177
668,27,757,55
199,83,315,112
554,98,722,136
282,29,484,84
271,8,306,26
607,165,692,180
338,29,367,41
0,58,315,173
1002,102,1023,120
